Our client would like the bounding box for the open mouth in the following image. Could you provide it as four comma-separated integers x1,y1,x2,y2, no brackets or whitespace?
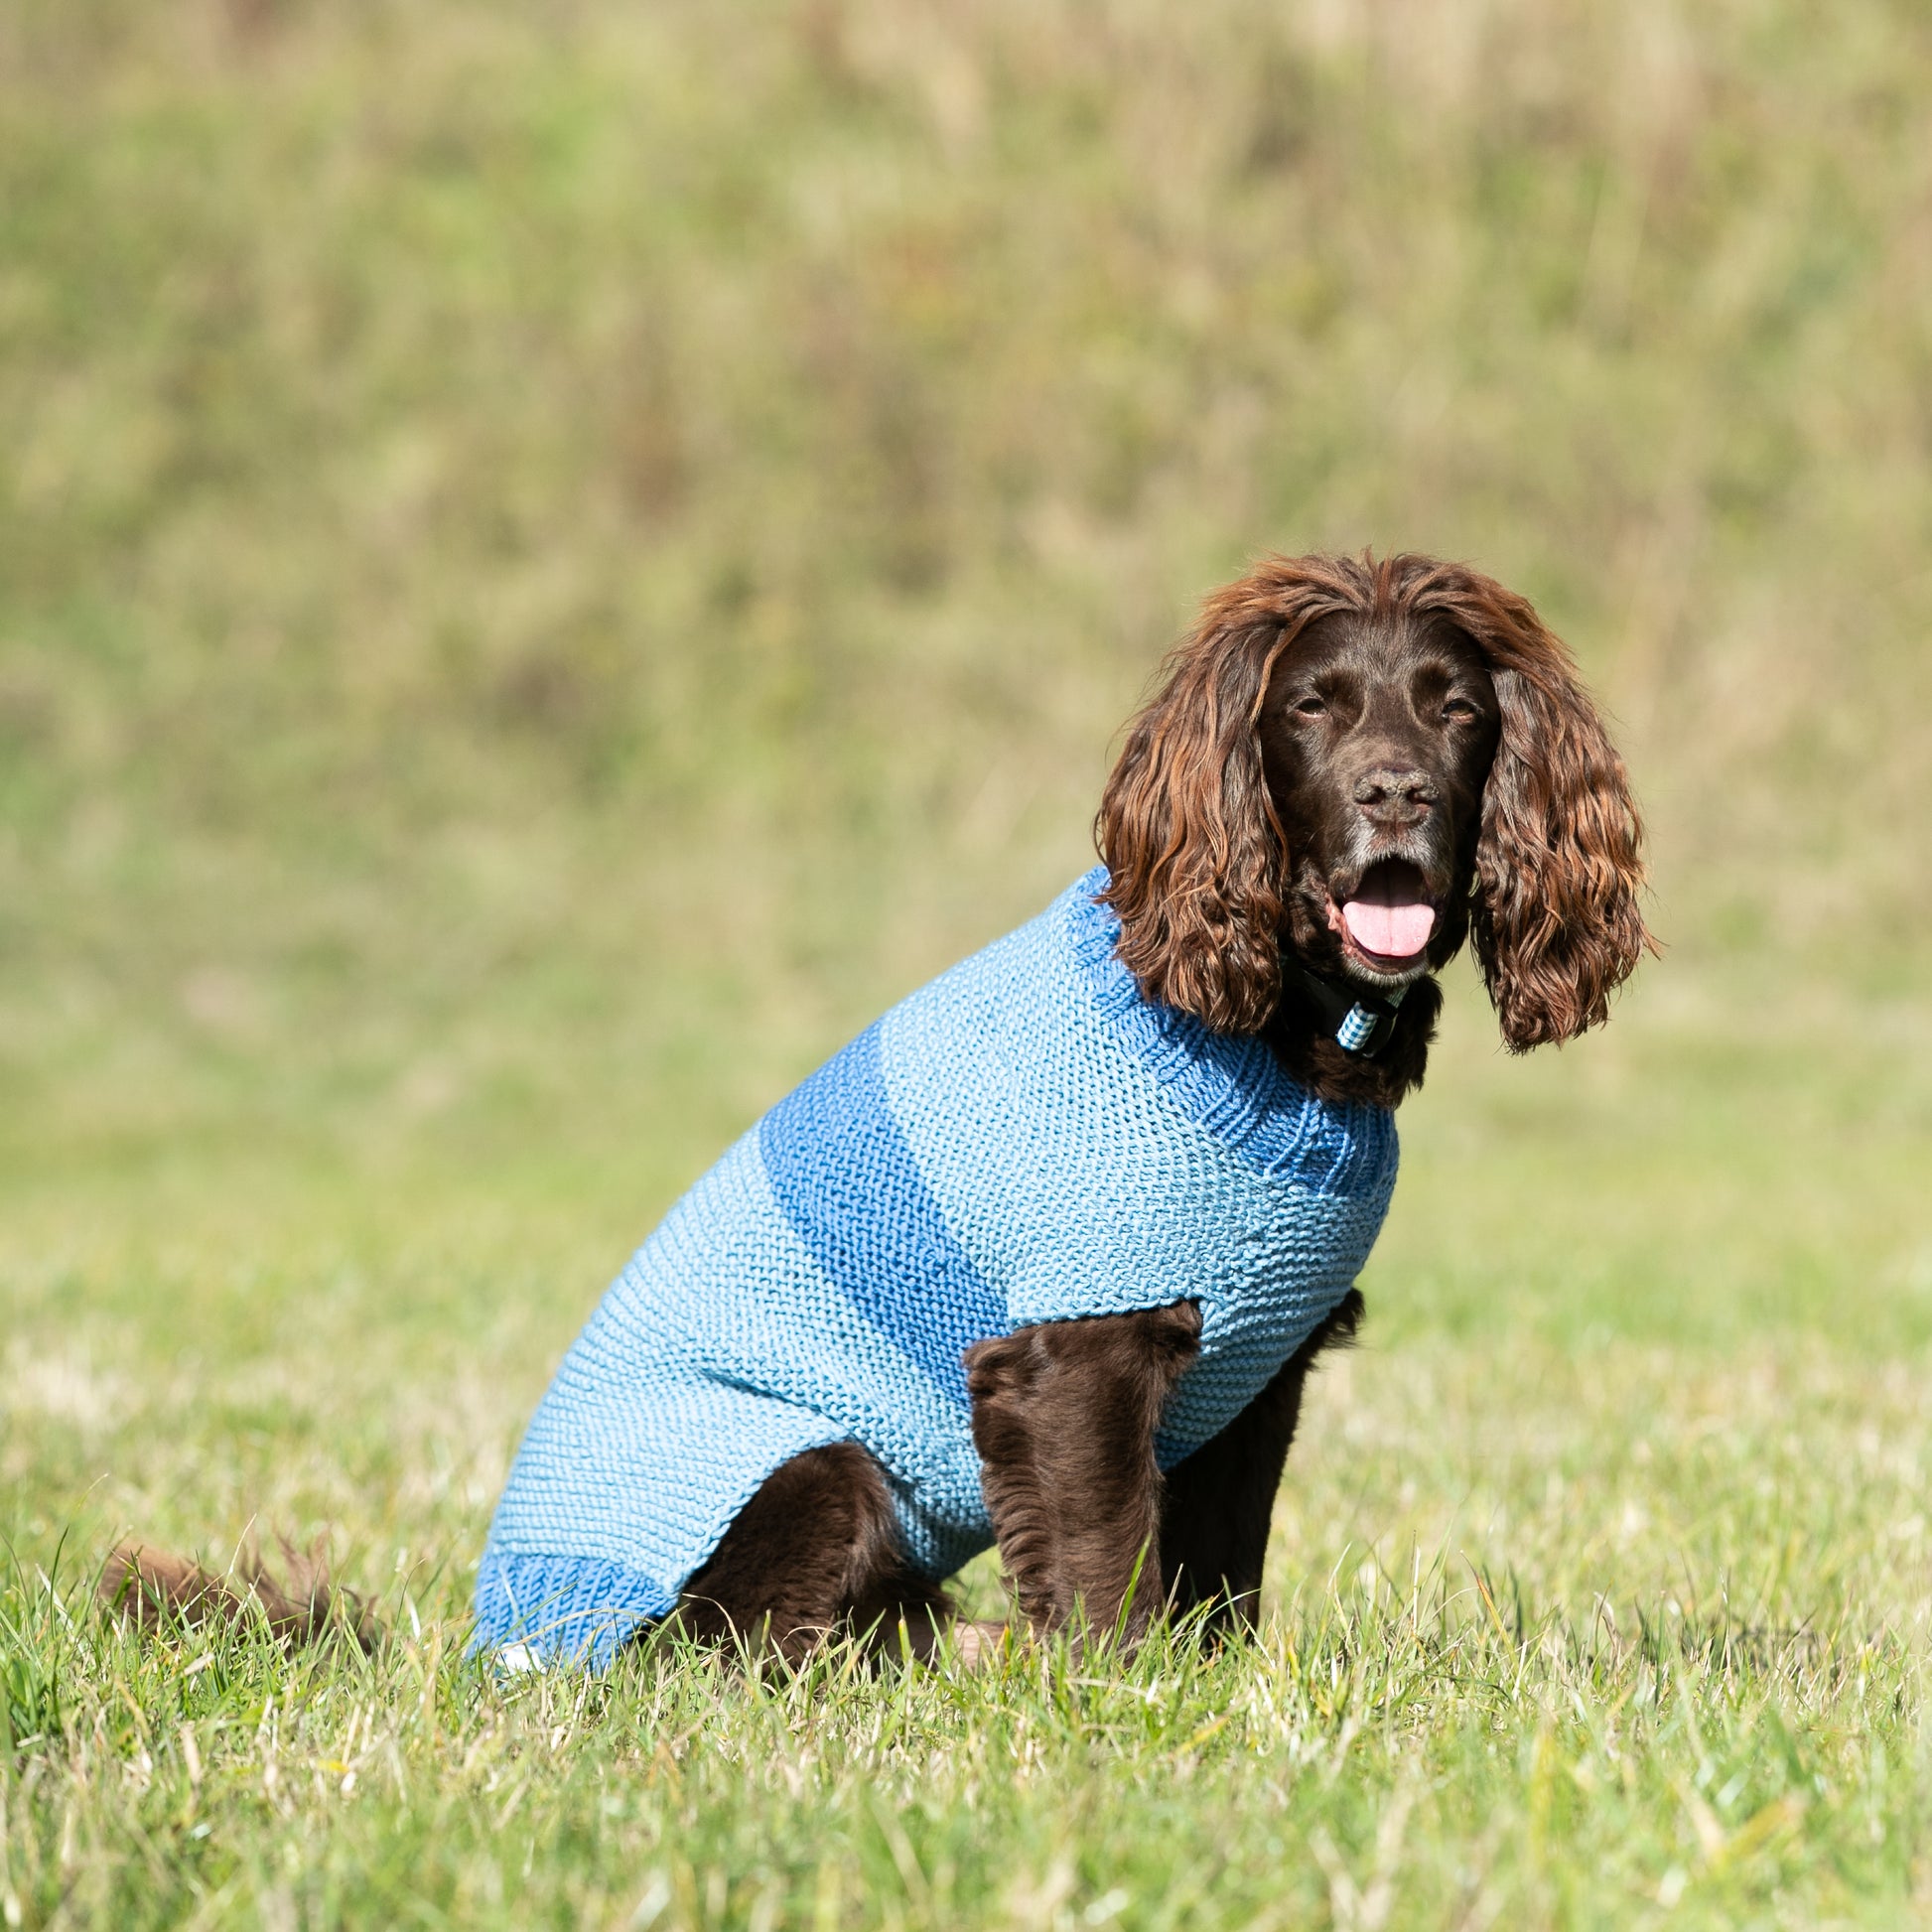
1331,860,1438,972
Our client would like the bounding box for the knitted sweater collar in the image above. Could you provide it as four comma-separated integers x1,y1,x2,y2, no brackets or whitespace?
1064,870,1395,1194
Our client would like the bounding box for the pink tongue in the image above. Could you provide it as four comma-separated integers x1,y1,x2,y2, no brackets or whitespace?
1342,897,1436,959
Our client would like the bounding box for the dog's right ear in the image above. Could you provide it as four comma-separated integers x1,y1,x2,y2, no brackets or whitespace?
1410,565,1653,1048
1096,561,1351,1035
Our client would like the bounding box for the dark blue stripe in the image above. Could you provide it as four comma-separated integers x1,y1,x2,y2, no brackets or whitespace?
759,1022,1007,1406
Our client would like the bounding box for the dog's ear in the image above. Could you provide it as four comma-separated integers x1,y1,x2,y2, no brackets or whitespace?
1425,571,1653,1048
1096,563,1346,1034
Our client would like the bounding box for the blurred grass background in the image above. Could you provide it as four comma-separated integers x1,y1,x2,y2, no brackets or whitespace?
6,0,1929,1198
6,0,1932,1562
5,2,1932,1921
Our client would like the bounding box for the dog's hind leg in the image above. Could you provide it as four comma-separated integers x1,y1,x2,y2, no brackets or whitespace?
673,1441,952,1664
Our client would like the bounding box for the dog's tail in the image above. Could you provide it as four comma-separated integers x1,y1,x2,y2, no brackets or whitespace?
98,1540,378,1652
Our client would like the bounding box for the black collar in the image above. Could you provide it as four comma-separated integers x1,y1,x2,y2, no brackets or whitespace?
1282,958,1410,1058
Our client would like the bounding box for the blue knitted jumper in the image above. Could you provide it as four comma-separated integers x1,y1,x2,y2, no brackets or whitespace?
474,869,1399,1668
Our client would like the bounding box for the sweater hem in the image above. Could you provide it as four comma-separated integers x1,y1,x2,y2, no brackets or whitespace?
471,1552,673,1671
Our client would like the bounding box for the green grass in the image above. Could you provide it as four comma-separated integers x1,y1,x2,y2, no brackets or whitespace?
6,978,1930,1928
5,0,1932,1923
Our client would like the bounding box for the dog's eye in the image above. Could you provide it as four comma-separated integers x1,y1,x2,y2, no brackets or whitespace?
1442,696,1479,722
1292,696,1327,719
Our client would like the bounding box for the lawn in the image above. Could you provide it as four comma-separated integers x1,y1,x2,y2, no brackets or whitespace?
6,975,1930,1928
4,0,1931,1925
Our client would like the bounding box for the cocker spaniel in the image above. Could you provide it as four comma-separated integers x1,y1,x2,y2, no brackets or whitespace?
106,552,1649,1669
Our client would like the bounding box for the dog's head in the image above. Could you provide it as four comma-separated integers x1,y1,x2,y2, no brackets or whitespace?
1095,553,1650,1048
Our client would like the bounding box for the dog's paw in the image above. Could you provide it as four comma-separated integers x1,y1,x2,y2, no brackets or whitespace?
949,1618,1011,1670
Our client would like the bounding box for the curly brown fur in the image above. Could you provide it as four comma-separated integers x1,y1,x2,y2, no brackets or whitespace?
1095,564,1352,1036
1412,571,1655,1046
98,1540,375,1651
1099,551,1652,1073
963,1302,1201,1646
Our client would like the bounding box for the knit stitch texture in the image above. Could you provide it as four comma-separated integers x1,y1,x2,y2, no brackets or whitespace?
474,869,1399,1668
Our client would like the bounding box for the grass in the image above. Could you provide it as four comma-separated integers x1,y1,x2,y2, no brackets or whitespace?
5,0,1932,1923
6,977,1929,1928
1,1556,1918,1930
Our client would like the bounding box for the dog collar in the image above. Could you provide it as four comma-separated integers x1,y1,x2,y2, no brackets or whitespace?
1283,960,1410,1058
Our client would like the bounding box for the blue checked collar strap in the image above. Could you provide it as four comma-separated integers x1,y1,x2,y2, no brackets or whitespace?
1284,958,1411,1058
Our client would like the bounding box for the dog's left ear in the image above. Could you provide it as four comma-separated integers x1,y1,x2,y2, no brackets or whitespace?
1428,571,1654,1049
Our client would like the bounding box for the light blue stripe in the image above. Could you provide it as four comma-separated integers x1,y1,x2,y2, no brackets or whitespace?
471,1552,672,1670
1061,868,1398,1190
479,1132,992,1637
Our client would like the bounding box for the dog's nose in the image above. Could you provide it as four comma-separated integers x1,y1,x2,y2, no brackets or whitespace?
1352,766,1440,819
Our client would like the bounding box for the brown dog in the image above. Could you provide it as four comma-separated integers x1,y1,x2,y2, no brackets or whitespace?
677,551,1647,1660
106,553,1648,1665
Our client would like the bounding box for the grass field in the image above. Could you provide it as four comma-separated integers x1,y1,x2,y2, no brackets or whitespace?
8,984,1932,1928
5,0,1932,1925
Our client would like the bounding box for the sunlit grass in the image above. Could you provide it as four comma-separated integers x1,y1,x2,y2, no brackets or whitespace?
3,1461,1926,1928
6,973,1930,1924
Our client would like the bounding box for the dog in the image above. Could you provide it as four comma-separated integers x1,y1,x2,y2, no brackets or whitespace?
105,552,1648,1668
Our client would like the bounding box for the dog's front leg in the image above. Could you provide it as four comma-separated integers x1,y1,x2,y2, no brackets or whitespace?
963,1303,1200,1648
1160,1289,1365,1636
